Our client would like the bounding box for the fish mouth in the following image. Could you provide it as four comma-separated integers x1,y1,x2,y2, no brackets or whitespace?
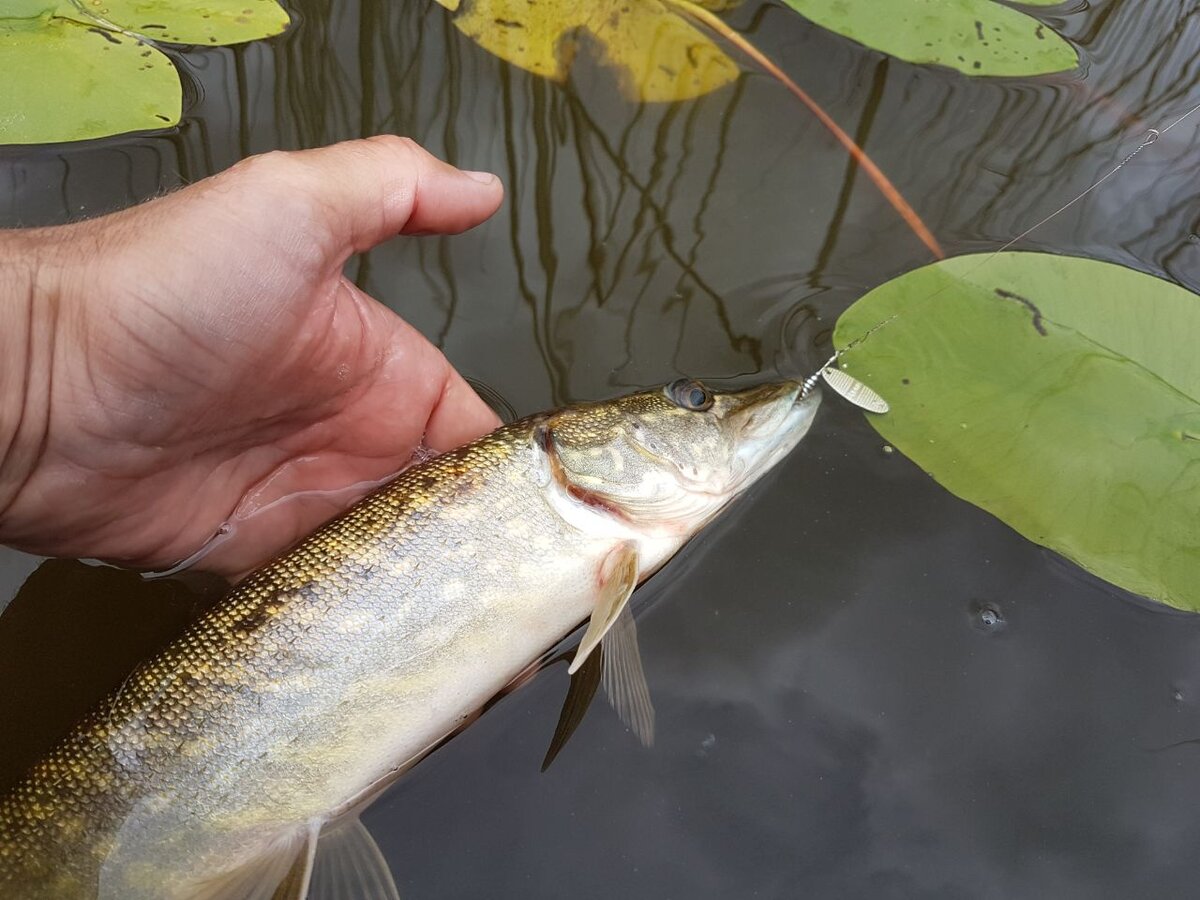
728,382,820,491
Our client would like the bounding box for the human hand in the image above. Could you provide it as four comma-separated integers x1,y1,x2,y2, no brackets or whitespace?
0,137,504,577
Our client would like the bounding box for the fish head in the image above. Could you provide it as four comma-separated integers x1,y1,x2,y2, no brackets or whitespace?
546,379,821,530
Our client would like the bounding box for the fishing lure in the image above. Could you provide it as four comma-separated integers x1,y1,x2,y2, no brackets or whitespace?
806,102,1200,416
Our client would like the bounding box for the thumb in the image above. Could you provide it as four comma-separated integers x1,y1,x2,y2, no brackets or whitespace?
235,135,505,256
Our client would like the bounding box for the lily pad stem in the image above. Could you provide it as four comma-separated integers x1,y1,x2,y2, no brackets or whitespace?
663,0,943,260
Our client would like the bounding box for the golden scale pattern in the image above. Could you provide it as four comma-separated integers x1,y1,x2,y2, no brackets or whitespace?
0,423,528,893
0,386,713,895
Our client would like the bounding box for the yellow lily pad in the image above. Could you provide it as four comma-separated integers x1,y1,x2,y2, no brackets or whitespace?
433,0,741,103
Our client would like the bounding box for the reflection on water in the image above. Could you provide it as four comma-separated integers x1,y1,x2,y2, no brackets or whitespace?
4,0,1200,895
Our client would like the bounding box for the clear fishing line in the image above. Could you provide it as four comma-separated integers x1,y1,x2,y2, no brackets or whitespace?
149,85,1200,578
807,96,1200,410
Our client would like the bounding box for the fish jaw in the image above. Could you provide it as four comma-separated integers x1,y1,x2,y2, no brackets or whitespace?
727,383,821,494
547,380,821,539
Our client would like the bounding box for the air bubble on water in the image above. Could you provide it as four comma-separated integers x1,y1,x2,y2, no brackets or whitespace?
969,601,1006,633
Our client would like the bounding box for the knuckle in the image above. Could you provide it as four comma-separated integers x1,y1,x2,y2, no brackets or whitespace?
365,134,424,162
236,148,291,174
225,149,308,189
218,150,319,220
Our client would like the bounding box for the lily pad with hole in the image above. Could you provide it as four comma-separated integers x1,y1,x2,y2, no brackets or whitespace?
432,0,742,102
833,252,1200,612
0,0,289,145
782,0,1078,77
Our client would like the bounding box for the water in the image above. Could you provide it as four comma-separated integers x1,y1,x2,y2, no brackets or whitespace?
4,0,1200,895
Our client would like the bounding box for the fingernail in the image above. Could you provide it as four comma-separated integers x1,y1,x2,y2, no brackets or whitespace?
463,170,497,185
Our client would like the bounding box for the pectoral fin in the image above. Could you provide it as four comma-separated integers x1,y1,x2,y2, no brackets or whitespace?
271,865,309,900
543,543,655,768
270,823,319,900
180,816,397,900
307,818,400,900
542,606,657,769
568,543,639,675
601,605,655,747
178,820,320,900
542,641,604,772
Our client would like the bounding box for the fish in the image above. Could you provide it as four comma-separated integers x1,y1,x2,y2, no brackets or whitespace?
0,377,821,900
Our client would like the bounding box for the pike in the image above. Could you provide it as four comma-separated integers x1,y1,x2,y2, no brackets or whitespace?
0,377,822,899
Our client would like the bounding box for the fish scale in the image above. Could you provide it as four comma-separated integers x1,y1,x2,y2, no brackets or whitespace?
0,381,820,899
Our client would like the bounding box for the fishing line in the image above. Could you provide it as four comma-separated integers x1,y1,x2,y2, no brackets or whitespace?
148,93,1200,575
806,95,1200,410
141,468,413,579
917,98,1200,284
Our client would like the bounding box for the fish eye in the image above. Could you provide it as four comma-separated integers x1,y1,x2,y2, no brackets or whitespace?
666,378,714,412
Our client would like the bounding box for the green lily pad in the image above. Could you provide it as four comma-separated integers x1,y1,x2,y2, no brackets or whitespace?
5,0,57,16
432,0,741,102
0,11,180,144
833,252,1200,612
0,0,288,145
74,0,290,46
782,0,1078,77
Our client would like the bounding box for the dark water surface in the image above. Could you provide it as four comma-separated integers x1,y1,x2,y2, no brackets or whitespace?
5,1,1200,896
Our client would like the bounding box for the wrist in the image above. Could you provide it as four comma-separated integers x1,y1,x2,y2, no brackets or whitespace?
0,229,64,537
